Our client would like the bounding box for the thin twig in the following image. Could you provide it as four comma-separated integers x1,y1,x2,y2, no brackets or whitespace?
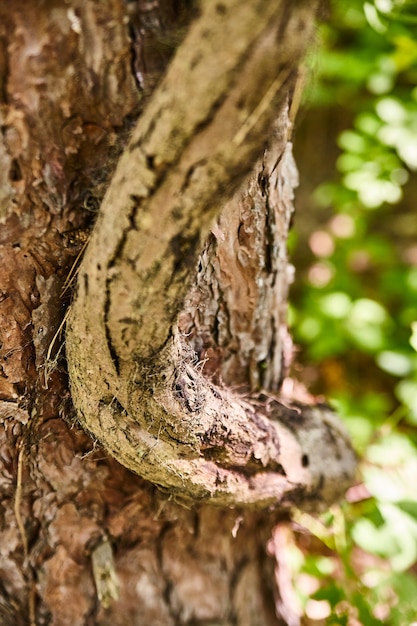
14,445,37,625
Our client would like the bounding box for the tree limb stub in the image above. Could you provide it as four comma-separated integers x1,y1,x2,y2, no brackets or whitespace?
67,0,357,509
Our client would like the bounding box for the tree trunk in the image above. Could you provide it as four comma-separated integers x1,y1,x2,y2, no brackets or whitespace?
0,2,355,625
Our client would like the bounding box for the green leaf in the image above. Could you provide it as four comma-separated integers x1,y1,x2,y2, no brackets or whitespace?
312,582,345,607
376,350,413,376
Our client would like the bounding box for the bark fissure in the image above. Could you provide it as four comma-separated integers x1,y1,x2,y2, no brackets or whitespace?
103,198,140,376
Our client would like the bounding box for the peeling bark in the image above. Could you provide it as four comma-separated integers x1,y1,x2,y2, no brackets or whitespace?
178,119,297,392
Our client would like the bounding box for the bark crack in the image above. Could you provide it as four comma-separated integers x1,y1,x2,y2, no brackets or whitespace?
103,198,139,375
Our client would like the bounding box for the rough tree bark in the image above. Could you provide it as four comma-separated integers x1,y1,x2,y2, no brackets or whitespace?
0,2,356,625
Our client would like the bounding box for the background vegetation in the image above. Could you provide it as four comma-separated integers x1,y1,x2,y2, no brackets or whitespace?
290,0,417,623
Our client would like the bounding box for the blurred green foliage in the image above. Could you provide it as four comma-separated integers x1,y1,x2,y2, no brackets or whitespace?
290,0,417,623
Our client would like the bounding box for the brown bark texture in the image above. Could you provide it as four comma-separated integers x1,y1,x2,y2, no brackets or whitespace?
0,2,356,625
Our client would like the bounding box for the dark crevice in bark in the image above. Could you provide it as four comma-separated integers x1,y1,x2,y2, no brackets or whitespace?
168,230,202,288
201,451,289,480
125,0,197,92
103,199,139,375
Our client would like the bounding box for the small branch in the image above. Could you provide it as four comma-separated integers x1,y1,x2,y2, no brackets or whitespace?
14,444,28,560
66,0,356,509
